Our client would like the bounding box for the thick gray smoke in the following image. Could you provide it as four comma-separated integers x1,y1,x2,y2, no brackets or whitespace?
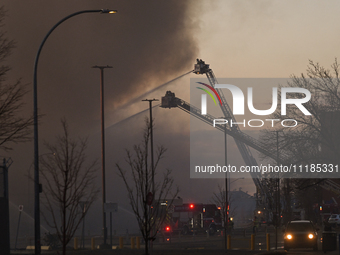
3,0,199,130
99,1,199,105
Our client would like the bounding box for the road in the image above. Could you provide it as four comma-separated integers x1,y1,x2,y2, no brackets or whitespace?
11,225,340,254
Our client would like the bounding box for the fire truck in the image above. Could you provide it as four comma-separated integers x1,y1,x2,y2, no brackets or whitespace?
163,203,223,235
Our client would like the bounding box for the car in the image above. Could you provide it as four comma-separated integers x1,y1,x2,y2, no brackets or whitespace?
283,220,318,251
328,214,340,227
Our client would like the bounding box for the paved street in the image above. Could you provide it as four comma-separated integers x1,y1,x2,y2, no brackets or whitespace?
10,226,340,255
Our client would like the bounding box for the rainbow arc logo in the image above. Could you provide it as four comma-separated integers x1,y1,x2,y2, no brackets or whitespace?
196,82,222,110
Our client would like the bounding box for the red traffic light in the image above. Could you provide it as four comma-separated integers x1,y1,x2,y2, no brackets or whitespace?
189,204,194,209
165,226,170,231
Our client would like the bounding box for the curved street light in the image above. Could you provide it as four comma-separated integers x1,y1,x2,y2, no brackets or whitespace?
33,9,117,255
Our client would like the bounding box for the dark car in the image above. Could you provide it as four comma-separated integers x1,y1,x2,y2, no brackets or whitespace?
283,220,318,251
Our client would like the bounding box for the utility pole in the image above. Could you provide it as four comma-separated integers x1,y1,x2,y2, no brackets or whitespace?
92,65,112,247
275,130,280,250
142,99,158,254
0,158,12,255
142,99,159,194
224,123,228,250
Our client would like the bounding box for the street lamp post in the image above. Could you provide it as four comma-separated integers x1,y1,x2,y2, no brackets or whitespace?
92,65,112,246
33,9,117,255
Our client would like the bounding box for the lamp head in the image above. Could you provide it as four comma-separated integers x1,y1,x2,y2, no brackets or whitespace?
101,9,118,14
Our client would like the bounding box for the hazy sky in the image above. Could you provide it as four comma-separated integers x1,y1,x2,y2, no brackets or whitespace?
198,1,340,77
2,0,340,237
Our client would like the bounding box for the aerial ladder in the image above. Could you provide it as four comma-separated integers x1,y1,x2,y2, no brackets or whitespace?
161,90,276,206
194,59,272,203
193,59,259,168
160,59,279,212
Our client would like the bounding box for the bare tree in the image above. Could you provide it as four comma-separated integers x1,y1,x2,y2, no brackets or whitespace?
116,118,179,255
39,119,99,255
261,59,340,166
260,59,340,222
0,6,33,150
211,184,237,233
212,185,226,227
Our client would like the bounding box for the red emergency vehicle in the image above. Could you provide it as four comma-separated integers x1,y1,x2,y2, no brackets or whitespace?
163,203,223,235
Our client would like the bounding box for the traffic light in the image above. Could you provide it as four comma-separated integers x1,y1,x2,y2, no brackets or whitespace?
165,226,170,231
189,204,194,209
